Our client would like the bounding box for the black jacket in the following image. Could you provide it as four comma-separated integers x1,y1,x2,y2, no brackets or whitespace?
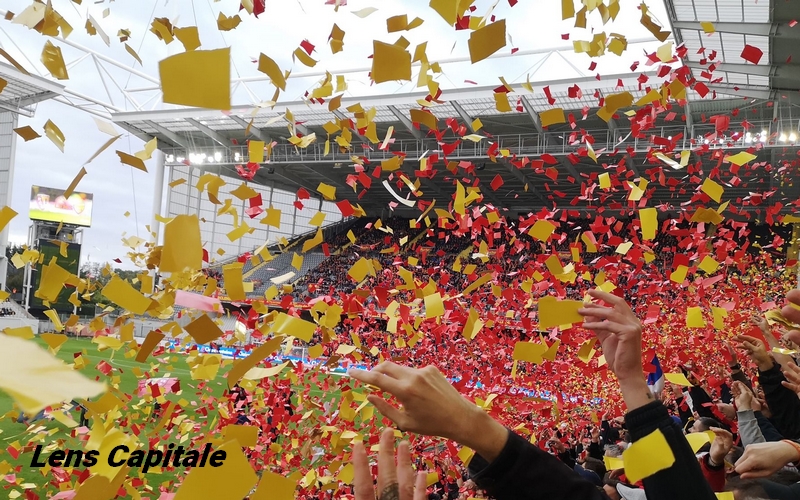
468,401,716,500
760,362,800,440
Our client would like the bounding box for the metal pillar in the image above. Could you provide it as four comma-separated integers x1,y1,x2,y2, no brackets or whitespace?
0,111,19,290
150,150,166,245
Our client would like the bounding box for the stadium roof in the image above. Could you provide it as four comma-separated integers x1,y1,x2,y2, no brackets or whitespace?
0,62,63,117
665,0,800,102
110,69,799,215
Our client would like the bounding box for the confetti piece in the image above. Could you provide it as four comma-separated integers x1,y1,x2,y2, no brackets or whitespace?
0,336,105,414
161,214,203,273
185,314,225,344
0,206,17,232
13,126,40,141
251,470,296,499
372,41,411,83
622,429,676,483
686,307,706,328
173,440,258,500
116,151,148,172
528,219,556,242
698,256,719,274
102,275,151,315
701,178,724,203
257,54,286,91
227,336,284,389
685,431,715,453
351,7,378,18
468,20,507,64
725,151,756,166
664,373,693,386
513,341,548,363
740,44,763,64
41,40,69,80
174,26,201,51
538,296,584,329
44,119,65,152
639,208,657,241
539,108,566,127
317,182,336,200
700,21,715,33
159,48,231,110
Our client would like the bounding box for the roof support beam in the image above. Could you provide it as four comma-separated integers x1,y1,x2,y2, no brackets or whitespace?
387,105,423,139
558,156,582,182
145,120,192,149
520,96,545,134
672,21,800,39
625,153,642,179
498,161,550,206
186,118,231,148
448,100,547,204
450,101,475,130
688,62,800,81
229,115,270,142
269,166,322,194
332,110,367,142
297,163,348,189
114,122,156,144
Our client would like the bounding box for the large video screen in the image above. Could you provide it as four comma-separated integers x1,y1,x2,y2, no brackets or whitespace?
29,186,93,227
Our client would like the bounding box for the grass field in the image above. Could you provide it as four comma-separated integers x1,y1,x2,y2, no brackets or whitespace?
0,336,342,496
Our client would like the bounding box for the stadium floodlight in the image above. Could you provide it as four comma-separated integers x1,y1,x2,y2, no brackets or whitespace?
234,152,241,162
165,154,175,162
780,133,787,142
214,152,222,162
790,133,797,142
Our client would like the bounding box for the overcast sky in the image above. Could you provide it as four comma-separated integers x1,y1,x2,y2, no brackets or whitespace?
0,0,671,268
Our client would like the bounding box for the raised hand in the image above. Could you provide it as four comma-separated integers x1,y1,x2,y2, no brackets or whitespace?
735,441,800,479
782,289,800,325
731,381,754,411
579,289,652,411
708,427,734,467
781,362,800,396
353,428,427,500
723,341,739,368
578,290,644,381
348,362,509,462
733,335,773,371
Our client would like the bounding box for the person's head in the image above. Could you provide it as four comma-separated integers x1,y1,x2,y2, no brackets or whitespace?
583,457,607,479
724,476,769,500
690,417,721,434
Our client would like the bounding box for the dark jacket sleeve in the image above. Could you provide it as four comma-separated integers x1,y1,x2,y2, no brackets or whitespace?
469,430,610,500
625,401,717,500
754,411,784,442
759,362,800,440
557,450,576,469
588,441,603,460
731,369,753,391
675,395,693,425
687,385,716,419
698,454,725,492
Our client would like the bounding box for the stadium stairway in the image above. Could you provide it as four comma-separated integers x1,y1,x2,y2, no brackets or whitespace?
3,298,36,320
248,252,327,296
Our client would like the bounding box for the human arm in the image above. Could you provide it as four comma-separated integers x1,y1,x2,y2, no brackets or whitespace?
698,427,732,492
781,362,800,396
752,315,795,369
578,290,717,500
755,362,800,440
735,440,800,478
352,428,426,500
347,363,610,500
732,381,767,446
